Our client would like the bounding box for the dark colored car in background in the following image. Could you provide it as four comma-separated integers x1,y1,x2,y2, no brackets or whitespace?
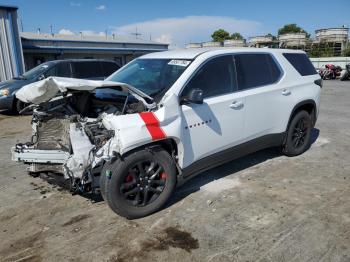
0,59,120,113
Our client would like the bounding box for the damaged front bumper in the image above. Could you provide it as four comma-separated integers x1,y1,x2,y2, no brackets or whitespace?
12,110,117,194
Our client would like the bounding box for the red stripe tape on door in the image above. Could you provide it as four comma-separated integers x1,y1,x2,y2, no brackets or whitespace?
139,112,166,140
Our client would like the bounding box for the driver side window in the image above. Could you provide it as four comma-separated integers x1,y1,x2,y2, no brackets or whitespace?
182,55,236,99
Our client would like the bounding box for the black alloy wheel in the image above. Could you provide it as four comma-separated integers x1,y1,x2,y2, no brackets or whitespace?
120,160,167,207
104,148,176,219
282,110,312,157
291,118,308,149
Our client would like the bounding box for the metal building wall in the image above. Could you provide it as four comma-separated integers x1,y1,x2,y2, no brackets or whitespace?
0,6,25,82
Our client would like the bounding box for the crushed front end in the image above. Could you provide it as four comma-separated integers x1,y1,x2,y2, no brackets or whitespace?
11,77,155,194
12,109,116,194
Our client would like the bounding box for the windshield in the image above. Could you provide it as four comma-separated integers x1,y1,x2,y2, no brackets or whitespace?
21,62,53,79
107,59,191,100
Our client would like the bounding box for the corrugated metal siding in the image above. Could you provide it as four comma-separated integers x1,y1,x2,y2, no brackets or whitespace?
0,7,24,82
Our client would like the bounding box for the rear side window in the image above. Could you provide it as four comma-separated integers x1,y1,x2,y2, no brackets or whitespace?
56,62,71,77
283,53,317,76
73,61,103,79
234,53,282,91
101,62,120,77
182,55,236,99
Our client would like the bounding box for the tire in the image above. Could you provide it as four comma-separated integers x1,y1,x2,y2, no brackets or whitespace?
282,110,312,157
13,99,28,115
100,161,112,200
104,148,176,219
340,72,349,81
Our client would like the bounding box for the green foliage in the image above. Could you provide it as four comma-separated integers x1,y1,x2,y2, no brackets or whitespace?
308,43,335,58
278,24,310,38
265,33,277,41
211,29,244,42
211,29,231,42
230,32,243,40
343,44,350,56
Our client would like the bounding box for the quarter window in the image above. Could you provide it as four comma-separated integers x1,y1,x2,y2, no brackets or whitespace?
182,55,236,99
234,54,281,90
283,53,317,76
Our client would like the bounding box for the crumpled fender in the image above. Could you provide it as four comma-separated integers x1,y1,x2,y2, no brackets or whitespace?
99,93,184,161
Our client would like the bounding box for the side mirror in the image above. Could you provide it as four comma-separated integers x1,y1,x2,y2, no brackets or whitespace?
180,88,204,105
38,74,45,81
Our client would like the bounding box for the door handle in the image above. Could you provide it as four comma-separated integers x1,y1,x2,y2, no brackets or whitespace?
230,101,244,109
282,89,291,96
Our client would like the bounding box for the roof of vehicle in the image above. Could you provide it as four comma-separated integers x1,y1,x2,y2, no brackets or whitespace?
141,47,306,59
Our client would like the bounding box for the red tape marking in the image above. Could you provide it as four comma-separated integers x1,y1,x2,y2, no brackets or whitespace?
139,112,166,140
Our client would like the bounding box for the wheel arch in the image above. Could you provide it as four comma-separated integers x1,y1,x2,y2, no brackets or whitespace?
119,137,180,165
287,99,317,131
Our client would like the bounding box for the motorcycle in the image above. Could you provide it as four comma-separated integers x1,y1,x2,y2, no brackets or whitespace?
320,64,342,80
340,63,350,81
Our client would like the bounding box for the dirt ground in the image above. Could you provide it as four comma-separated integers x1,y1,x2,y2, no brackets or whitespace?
0,81,349,262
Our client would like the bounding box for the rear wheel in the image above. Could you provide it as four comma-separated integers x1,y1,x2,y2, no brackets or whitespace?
104,148,176,219
282,110,312,157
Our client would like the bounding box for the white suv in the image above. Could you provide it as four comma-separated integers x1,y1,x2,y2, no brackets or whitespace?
12,48,321,218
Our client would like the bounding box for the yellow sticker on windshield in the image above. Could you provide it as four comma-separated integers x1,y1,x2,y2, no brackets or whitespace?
168,60,191,67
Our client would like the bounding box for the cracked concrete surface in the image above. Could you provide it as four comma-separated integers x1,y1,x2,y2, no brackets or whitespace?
0,81,349,261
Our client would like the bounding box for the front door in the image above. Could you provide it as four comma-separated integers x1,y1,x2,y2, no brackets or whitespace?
179,55,246,168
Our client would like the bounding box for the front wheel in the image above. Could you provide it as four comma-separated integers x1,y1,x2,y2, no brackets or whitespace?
104,148,177,219
13,98,29,115
282,110,312,157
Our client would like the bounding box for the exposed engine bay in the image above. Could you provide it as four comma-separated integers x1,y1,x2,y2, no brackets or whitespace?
12,77,156,194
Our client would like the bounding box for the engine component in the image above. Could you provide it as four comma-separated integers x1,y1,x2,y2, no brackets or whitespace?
84,121,115,149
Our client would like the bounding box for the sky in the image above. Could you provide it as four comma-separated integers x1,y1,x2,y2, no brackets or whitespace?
1,0,350,48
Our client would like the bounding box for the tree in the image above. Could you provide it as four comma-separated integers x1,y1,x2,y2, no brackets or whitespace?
278,24,310,38
211,29,231,42
230,32,243,40
343,44,350,56
265,33,277,41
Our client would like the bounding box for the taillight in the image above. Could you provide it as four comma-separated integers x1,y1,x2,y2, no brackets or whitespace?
314,79,323,88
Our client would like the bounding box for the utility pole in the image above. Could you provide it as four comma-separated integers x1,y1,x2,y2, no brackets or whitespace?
131,27,142,39
20,19,23,32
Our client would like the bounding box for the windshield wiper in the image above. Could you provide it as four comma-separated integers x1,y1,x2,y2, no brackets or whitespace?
123,84,154,104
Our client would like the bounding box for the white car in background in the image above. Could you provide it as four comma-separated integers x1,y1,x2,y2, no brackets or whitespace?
12,48,321,219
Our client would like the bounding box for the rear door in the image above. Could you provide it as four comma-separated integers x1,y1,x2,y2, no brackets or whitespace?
72,61,104,80
179,55,246,168
234,53,288,140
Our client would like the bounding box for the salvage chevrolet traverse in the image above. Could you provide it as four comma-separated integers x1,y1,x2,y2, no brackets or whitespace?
12,48,321,219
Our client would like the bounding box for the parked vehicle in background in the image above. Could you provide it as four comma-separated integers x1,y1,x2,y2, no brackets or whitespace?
319,64,342,80
12,48,321,219
340,63,350,81
0,59,120,113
